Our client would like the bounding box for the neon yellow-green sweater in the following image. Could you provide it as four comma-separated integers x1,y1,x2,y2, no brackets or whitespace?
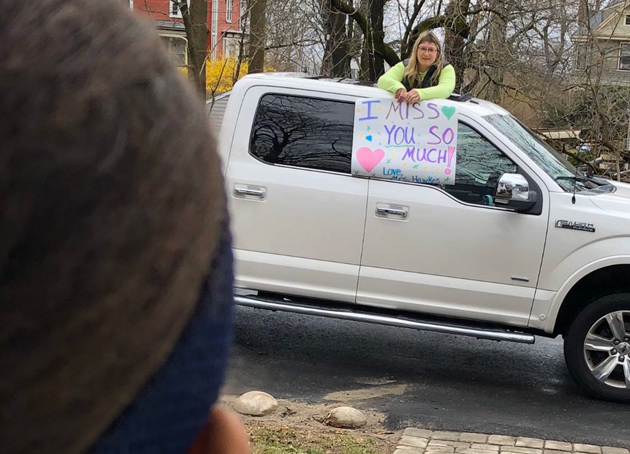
377,62,456,100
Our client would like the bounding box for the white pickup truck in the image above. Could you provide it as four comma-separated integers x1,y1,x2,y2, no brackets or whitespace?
217,73,630,403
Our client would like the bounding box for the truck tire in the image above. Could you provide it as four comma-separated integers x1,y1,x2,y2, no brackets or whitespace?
564,293,630,403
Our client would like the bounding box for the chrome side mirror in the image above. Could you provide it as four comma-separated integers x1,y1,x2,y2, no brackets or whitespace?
496,173,529,203
495,173,537,212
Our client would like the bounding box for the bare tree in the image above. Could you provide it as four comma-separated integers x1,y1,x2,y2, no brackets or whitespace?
173,0,208,96
321,0,352,76
265,1,321,72
524,0,630,181
570,0,630,180
249,0,267,73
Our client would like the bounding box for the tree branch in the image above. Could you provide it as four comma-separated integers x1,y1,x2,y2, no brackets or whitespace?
328,0,400,66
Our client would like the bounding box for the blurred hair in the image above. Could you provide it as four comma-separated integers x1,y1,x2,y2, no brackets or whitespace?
0,0,225,453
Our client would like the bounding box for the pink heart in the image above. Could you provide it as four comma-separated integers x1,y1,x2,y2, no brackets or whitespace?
356,147,385,173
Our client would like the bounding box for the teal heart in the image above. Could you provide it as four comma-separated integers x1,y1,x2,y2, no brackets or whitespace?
366,135,373,142
441,106,456,120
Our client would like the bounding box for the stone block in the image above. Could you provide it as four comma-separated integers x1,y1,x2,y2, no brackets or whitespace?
469,444,499,451
516,438,545,449
404,428,435,439
399,436,429,448
573,445,601,454
426,447,456,454
601,447,629,454
501,447,543,454
395,448,424,454
456,449,501,454
545,449,571,454
488,436,517,446
430,441,470,449
460,434,490,444
545,441,572,451
433,431,461,441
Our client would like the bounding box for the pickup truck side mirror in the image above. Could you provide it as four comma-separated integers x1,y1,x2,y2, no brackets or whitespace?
495,173,537,212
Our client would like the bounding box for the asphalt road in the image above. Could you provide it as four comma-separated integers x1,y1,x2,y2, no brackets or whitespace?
224,306,630,448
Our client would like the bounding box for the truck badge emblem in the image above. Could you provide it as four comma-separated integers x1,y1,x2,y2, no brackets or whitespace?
555,220,595,233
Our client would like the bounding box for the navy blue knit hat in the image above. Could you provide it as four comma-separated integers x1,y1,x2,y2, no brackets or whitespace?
0,0,234,452
90,226,234,454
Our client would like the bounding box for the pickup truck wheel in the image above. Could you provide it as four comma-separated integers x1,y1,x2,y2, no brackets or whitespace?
564,294,630,403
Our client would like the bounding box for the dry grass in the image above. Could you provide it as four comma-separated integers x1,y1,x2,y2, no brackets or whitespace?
246,422,394,454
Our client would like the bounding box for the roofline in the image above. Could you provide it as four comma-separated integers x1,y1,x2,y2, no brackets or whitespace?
603,0,630,11
592,2,630,31
573,35,630,41
206,92,231,104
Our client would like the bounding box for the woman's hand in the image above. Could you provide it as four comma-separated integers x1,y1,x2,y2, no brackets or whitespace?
395,88,407,102
405,90,420,103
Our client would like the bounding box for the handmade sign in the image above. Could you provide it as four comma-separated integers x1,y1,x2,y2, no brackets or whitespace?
351,98,458,185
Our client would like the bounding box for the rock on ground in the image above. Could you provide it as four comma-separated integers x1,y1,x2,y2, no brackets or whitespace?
234,391,278,416
324,406,368,429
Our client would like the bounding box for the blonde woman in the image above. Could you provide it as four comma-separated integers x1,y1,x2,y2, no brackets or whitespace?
378,31,456,103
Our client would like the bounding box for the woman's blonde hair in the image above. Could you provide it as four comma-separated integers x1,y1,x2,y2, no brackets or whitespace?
404,31,444,87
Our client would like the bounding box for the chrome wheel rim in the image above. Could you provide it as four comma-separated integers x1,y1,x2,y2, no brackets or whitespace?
583,310,630,389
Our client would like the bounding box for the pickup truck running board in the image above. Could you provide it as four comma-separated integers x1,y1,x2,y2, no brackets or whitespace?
234,293,536,344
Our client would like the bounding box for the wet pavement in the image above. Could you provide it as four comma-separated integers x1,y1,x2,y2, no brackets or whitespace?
224,306,629,447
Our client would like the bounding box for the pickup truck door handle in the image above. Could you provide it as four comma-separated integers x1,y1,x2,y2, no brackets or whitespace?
376,204,408,219
234,185,266,199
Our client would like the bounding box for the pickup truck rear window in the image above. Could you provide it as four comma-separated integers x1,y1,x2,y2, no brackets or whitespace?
249,94,354,174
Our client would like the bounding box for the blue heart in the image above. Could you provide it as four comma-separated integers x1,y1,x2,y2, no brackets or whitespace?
441,106,456,120
366,135,373,142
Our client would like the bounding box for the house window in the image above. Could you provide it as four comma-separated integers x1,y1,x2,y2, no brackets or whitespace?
211,0,219,58
626,15,630,25
240,0,246,30
169,0,190,18
223,39,230,58
576,43,587,71
223,38,233,58
620,43,630,71
223,37,239,58
226,0,233,22
160,36,188,67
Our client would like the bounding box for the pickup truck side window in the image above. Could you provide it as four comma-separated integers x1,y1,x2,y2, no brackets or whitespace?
444,123,518,206
249,94,354,174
